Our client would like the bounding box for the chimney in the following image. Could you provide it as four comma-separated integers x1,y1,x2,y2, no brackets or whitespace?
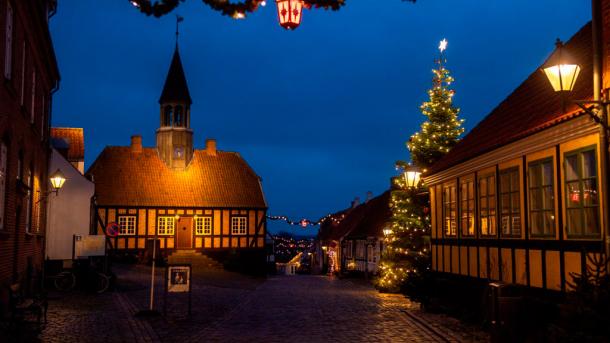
131,135,142,154
365,191,373,203
206,139,217,156
351,196,360,209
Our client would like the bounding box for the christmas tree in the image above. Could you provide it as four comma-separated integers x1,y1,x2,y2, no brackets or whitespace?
377,39,464,296
407,39,465,169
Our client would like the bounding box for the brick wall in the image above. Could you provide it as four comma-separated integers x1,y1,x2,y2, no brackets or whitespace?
0,0,59,305
601,0,610,89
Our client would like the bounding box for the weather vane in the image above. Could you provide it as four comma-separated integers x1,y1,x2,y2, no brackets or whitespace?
175,14,184,45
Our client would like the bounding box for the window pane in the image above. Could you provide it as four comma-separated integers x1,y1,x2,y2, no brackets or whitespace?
565,155,578,181
501,215,510,235
511,193,520,213
512,216,521,236
543,211,555,236
582,150,597,178
501,194,510,214
489,215,496,235
501,174,510,193
489,196,496,210
529,164,540,187
542,186,554,210
583,207,599,236
566,209,582,236
489,176,496,195
583,180,598,206
566,181,581,207
542,162,553,186
480,178,487,196
510,171,519,190
531,212,541,235
530,188,542,210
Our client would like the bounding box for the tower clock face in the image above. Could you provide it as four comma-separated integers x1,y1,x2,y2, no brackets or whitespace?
174,147,184,158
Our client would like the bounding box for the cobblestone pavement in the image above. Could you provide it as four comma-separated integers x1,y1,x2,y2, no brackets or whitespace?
28,265,488,342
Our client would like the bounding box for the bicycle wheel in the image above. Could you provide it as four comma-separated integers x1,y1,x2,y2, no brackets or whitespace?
95,272,110,294
54,271,76,291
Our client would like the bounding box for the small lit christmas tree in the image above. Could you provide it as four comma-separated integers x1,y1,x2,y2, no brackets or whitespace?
377,39,464,296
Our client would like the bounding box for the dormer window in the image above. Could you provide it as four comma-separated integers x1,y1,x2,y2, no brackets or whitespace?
174,105,183,127
163,105,173,127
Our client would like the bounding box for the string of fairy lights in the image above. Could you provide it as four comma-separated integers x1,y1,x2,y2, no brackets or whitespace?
266,213,346,228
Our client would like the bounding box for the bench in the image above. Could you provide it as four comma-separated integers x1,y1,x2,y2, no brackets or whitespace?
7,283,47,332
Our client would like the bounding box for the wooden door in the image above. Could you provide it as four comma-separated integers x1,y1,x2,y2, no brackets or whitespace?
176,217,193,249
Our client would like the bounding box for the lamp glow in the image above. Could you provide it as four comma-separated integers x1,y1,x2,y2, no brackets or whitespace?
276,0,303,30
49,169,66,191
403,165,422,189
542,39,581,93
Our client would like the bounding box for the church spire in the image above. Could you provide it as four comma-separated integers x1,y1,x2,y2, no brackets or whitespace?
159,46,192,105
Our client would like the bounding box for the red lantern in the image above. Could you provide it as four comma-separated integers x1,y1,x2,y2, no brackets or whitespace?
276,0,304,30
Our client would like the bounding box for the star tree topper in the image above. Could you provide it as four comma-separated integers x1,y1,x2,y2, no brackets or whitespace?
439,38,448,53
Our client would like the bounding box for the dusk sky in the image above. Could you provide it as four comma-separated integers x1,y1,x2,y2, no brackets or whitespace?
50,1,590,235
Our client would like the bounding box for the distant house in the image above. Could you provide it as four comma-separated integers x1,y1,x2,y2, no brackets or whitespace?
424,21,607,292
342,191,391,275
46,131,94,268
315,192,391,276
50,127,85,174
86,45,267,267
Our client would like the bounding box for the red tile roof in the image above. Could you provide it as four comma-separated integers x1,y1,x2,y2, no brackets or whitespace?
86,147,266,208
427,22,593,176
345,191,391,239
318,191,391,241
50,127,85,161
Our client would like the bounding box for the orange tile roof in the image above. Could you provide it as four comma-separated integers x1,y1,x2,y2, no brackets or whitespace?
86,147,267,208
50,127,85,161
427,22,593,176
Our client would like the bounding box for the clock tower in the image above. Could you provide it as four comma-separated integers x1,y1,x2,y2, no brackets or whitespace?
156,45,193,169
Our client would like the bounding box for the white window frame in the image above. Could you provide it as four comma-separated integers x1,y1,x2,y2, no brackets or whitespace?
157,216,175,236
118,215,136,235
0,142,7,231
195,216,212,235
231,216,247,235
4,1,13,80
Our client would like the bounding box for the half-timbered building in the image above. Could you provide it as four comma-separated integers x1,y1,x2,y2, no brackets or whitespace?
424,20,608,292
86,45,267,264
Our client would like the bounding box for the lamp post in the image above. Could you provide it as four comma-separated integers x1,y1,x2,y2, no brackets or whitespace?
542,0,610,258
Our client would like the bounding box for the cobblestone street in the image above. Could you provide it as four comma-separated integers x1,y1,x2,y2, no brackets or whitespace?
30,265,488,342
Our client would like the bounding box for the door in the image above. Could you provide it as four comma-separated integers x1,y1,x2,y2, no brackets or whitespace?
176,217,193,249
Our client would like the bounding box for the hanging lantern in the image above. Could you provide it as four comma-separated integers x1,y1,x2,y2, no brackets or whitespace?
403,165,422,189
276,0,304,30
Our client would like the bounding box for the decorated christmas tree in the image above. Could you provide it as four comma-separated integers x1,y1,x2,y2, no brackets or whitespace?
377,39,464,296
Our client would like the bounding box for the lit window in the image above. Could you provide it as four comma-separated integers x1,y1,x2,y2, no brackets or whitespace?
479,173,497,236
231,217,247,235
195,216,212,235
442,183,457,236
500,168,521,237
460,178,475,236
118,216,136,235
158,216,175,235
0,142,7,231
565,148,599,237
528,159,555,237
4,1,13,80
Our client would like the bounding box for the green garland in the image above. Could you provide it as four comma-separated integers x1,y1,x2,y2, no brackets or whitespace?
129,0,347,18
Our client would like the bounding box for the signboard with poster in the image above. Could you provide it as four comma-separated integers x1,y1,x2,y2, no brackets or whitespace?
164,264,192,316
73,234,106,259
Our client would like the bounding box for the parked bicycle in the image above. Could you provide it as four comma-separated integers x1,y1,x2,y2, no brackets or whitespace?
46,259,112,294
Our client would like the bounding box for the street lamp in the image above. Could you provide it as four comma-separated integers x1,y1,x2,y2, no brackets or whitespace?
542,39,581,93
276,0,303,30
383,228,393,236
49,169,66,195
403,165,422,189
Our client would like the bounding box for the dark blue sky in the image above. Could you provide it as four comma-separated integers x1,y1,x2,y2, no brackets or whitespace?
50,1,590,235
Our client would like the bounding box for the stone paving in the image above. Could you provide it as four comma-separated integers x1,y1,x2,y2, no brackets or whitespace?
19,265,488,342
